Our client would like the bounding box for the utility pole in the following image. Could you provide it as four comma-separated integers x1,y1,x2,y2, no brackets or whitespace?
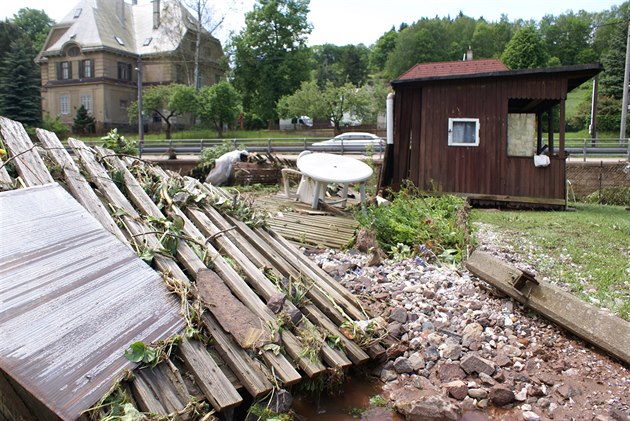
620,20,629,160
136,58,144,141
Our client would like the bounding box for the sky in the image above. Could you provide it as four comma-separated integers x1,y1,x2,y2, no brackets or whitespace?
1,0,624,47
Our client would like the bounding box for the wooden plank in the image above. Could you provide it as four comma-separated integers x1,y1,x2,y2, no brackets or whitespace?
0,157,12,187
302,304,370,365
132,361,189,414
197,268,264,348
179,338,243,411
36,131,128,243
191,207,353,369
466,250,630,366
0,116,54,186
201,313,277,395
99,152,302,387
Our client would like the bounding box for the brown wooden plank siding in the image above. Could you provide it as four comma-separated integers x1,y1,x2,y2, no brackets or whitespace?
388,74,573,204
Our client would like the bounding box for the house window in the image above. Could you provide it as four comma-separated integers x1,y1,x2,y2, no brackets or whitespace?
120,100,128,111
58,61,72,80
80,95,92,113
114,36,125,46
67,46,80,57
73,8,82,18
79,59,93,78
117,62,132,81
448,118,479,146
60,95,70,115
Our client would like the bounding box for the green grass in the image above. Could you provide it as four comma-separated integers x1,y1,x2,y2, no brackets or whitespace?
566,83,590,119
471,204,630,320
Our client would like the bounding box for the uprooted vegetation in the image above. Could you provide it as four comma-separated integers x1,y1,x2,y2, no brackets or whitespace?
356,184,473,264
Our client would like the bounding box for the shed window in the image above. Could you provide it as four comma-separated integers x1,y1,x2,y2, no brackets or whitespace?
448,118,479,146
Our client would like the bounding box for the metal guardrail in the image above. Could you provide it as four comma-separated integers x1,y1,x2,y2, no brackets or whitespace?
136,137,386,157
565,138,629,160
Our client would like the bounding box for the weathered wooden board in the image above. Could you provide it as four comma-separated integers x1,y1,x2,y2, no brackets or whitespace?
466,250,630,366
0,116,54,186
179,338,243,411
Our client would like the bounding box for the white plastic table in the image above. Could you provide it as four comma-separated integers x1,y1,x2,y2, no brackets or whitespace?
296,153,373,211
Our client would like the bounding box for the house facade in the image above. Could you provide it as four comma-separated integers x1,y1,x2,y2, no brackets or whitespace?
381,59,602,208
36,0,224,132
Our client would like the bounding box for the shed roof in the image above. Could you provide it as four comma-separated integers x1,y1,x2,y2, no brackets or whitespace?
393,60,603,91
397,58,508,80
0,183,183,420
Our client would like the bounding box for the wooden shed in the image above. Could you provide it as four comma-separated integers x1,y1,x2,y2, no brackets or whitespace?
380,59,602,208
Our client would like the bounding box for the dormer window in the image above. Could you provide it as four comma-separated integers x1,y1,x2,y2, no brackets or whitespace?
73,8,82,18
143,37,152,46
67,46,80,57
114,36,124,46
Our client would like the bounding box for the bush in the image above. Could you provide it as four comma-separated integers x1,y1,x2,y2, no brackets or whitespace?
356,184,471,263
41,113,70,140
101,128,137,156
584,186,630,207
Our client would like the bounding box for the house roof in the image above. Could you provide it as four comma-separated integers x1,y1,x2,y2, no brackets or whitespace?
397,58,509,81
37,0,219,59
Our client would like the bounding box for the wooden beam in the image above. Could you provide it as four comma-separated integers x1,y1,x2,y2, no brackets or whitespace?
0,117,54,187
36,132,128,243
466,250,630,366
179,338,243,411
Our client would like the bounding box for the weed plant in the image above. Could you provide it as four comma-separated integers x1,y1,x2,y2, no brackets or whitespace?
356,185,471,263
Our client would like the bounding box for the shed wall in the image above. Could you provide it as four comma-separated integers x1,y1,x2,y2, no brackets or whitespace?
389,76,568,202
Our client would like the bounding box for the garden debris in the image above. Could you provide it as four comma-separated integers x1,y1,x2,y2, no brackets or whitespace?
0,116,385,420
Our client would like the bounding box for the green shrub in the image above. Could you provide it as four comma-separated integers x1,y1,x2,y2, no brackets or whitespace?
101,128,137,156
41,113,70,140
584,186,630,207
356,185,471,263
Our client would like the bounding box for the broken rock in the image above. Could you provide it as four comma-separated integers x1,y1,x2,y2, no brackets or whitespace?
460,354,495,376
489,385,515,406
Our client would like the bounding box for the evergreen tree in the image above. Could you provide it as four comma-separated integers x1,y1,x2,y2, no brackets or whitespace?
501,26,549,69
599,22,627,99
0,36,41,126
72,104,96,134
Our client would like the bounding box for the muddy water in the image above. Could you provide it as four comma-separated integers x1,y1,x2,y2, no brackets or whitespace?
292,375,405,421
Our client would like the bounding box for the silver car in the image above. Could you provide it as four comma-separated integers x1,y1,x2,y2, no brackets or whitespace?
310,132,384,152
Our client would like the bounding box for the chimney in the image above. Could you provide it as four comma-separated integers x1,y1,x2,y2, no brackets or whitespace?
465,46,473,61
153,0,160,29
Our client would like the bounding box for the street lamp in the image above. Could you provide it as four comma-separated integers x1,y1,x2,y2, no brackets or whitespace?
135,59,144,141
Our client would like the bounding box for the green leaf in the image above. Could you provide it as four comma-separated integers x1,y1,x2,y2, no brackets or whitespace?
124,341,146,363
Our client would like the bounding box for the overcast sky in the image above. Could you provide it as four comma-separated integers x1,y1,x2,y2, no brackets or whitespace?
1,0,624,46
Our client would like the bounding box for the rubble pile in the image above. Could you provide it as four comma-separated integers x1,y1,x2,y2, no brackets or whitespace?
308,235,630,420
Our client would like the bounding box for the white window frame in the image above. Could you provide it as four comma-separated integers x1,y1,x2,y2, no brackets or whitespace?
80,95,92,113
448,117,480,146
60,95,70,115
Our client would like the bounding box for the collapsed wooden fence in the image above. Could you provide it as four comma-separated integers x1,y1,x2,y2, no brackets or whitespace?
0,116,388,420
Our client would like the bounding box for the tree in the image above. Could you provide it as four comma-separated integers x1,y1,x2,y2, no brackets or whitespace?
501,26,549,69
231,0,312,124
128,84,197,139
539,11,595,65
312,44,369,87
599,22,628,99
369,27,398,74
12,8,54,52
198,81,242,136
277,80,375,132
72,104,95,134
0,36,41,126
